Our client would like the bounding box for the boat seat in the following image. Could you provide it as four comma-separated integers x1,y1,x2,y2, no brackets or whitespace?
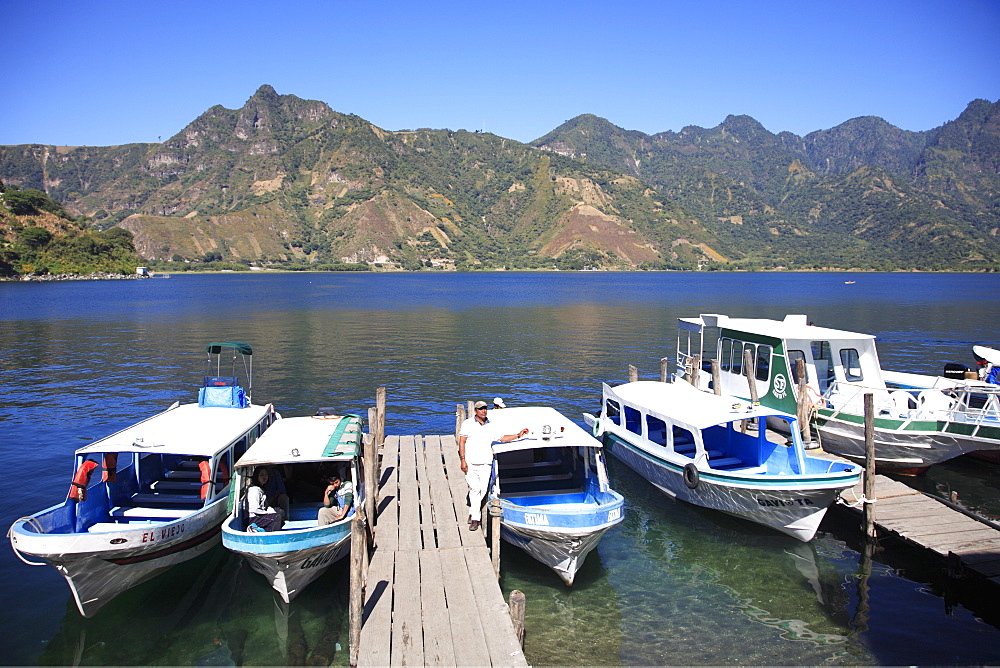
130,493,203,506
164,470,201,480
111,506,190,519
150,480,203,491
708,457,744,469
88,521,159,533
501,472,573,484
281,519,318,530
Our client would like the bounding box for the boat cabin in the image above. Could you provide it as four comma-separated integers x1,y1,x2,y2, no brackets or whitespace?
676,314,885,416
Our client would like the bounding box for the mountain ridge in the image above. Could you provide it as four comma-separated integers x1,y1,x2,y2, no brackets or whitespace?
2,86,998,271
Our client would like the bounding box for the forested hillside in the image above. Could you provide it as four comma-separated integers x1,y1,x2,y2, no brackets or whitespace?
2,87,998,271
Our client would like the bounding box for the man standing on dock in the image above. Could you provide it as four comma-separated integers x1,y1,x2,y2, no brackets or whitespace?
459,401,528,531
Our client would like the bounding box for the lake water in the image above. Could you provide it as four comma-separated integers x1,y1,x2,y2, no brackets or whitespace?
2,271,999,665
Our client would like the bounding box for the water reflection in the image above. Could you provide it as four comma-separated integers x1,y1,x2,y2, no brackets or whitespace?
3,273,1000,665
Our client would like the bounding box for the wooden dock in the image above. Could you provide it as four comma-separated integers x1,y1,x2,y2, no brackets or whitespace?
838,473,1000,586
358,434,528,667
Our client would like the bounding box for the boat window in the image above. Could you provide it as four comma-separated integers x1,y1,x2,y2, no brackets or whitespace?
811,341,835,390
624,406,642,435
234,436,248,463
646,415,667,446
672,425,696,457
788,350,807,383
215,451,231,494
755,345,771,381
840,348,863,381
605,399,621,425
731,341,744,375
720,338,733,372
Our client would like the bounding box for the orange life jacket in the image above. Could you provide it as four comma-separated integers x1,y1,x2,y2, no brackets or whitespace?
102,453,118,483
69,460,100,502
199,460,213,500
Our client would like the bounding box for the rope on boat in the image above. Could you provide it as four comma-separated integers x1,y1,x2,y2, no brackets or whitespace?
7,517,48,566
840,488,878,508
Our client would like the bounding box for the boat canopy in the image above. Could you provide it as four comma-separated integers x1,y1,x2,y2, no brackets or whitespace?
485,406,603,455
607,381,793,432
235,415,362,467
75,402,273,457
206,341,253,356
683,314,874,343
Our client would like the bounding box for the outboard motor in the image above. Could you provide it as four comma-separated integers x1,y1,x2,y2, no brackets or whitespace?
943,362,973,381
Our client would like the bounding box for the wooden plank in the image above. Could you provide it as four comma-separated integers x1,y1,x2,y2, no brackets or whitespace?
879,512,961,530
398,435,422,550
441,435,481,547
413,436,437,549
358,548,394,666
949,538,1000,559
908,529,1000,554
418,550,457,665
377,436,401,552
424,435,463,549
464,546,530,667
438,547,492,667
390,550,424,667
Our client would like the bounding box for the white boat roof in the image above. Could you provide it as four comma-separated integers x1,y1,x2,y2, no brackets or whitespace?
235,414,363,467
607,381,791,431
76,402,273,458
482,406,601,454
680,314,875,342
974,345,1000,366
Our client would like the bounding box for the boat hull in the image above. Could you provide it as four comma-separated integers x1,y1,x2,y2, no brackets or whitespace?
222,516,353,603
10,502,226,618
605,432,854,542
499,523,611,585
814,411,1000,472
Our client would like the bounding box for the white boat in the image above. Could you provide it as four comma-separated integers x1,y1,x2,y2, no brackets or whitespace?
487,406,624,585
221,411,365,603
8,342,277,617
674,314,1000,473
588,381,861,541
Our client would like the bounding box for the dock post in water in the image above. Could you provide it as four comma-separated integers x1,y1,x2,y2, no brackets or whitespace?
863,392,877,541
490,498,502,579
660,356,670,383
509,590,526,648
795,358,813,446
628,364,638,382
364,424,377,533
349,506,368,667
711,359,721,395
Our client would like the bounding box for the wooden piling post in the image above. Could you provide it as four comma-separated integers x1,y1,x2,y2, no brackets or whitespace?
628,364,638,382
364,424,377,531
660,357,670,383
795,358,812,445
349,507,367,667
490,498,502,579
711,359,722,395
375,386,386,452
863,392,877,541
455,403,466,438
508,590,526,648
743,349,759,404
689,353,702,387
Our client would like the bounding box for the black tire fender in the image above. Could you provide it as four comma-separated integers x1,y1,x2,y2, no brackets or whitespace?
683,463,700,489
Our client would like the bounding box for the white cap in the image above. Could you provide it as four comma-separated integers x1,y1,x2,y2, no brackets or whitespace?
493,397,506,408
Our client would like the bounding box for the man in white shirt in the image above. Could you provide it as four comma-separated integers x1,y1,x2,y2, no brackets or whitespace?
458,400,528,531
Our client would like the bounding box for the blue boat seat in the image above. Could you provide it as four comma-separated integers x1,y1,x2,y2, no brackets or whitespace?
150,480,203,491
130,493,203,507
709,457,744,469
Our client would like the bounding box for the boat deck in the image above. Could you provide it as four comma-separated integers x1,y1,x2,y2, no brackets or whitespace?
359,434,528,667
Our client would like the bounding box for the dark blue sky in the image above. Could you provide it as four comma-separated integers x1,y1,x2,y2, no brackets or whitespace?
2,0,998,146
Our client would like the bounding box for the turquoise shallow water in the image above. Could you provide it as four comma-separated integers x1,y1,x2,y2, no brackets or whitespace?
2,271,999,665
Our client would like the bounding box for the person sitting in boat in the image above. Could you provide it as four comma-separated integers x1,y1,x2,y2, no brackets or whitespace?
263,465,291,517
247,467,285,532
318,475,354,525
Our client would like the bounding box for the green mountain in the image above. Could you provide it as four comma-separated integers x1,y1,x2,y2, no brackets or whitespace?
532,100,1000,270
2,86,998,270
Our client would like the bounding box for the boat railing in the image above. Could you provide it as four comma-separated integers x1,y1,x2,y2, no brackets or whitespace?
825,380,1000,424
